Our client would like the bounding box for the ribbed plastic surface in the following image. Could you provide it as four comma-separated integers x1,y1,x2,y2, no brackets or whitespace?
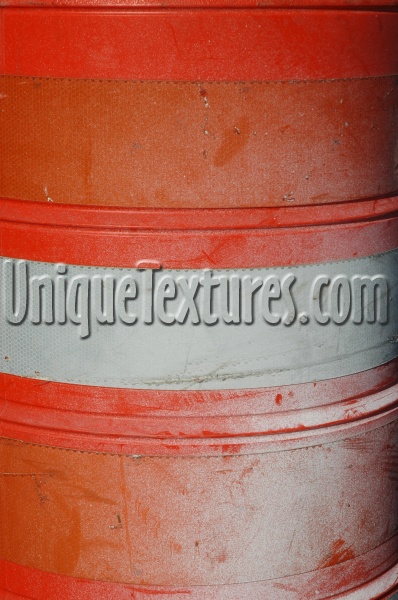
1,2,397,599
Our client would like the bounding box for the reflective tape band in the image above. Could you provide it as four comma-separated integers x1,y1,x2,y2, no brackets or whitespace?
0,420,397,586
1,76,397,208
1,250,397,389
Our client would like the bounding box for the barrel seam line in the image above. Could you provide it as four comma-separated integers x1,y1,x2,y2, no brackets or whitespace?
0,73,396,85
1,247,396,272
0,416,396,457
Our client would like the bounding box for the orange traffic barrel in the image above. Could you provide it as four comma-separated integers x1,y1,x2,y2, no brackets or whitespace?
1,1,398,599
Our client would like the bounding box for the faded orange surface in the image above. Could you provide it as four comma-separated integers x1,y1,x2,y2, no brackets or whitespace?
0,419,397,586
0,76,397,208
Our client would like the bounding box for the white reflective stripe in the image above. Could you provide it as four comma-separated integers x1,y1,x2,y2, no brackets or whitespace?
0,251,397,390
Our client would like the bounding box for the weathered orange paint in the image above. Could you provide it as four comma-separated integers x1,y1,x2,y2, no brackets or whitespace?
0,76,397,208
1,1,398,599
0,418,398,589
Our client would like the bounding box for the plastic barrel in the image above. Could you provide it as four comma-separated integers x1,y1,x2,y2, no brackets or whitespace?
0,1,398,599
